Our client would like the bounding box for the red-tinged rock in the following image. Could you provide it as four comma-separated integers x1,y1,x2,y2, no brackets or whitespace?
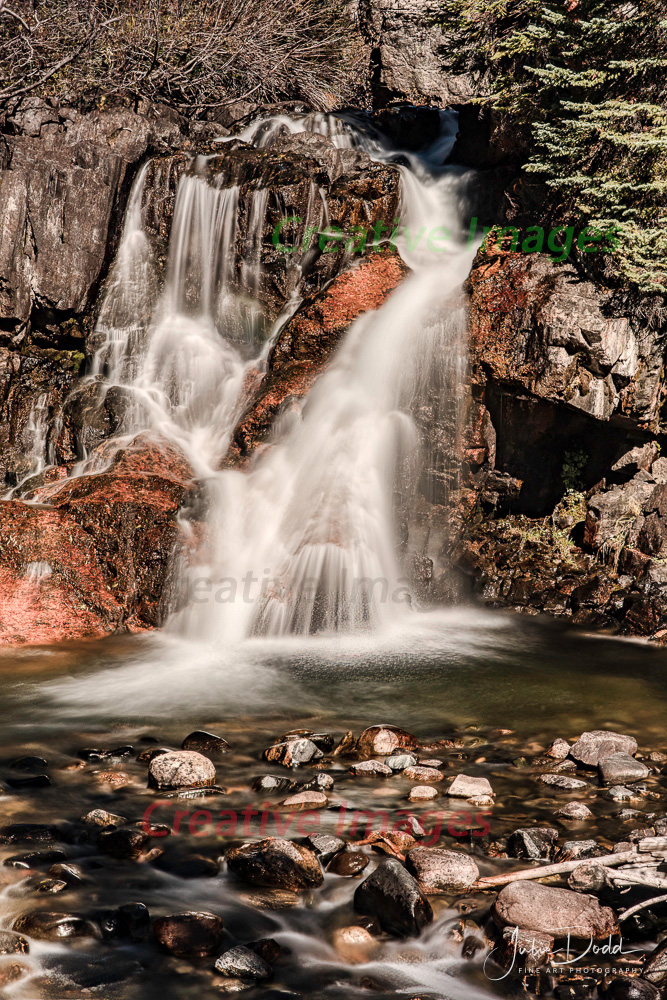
224,252,409,466
0,440,193,645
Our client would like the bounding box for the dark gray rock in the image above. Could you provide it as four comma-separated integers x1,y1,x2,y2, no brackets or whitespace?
599,752,650,785
153,912,224,956
13,912,96,940
327,852,369,877
570,731,638,768
226,838,323,891
555,801,593,821
603,978,661,1000
643,938,667,985
507,827,559,861
181,730,230,753
554,840,604,862
263,739,323,767
354,858,433,937
540,774,588,790
0,931,29,954
304,834,345,865
214,945,272,980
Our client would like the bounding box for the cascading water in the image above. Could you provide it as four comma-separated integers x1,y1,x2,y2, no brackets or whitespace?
170,113,474,640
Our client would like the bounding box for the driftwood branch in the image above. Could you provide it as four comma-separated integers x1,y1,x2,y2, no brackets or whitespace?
619,893,667,922
474,851,639,889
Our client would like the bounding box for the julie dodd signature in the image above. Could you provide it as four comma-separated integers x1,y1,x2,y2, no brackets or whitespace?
484,926,644,981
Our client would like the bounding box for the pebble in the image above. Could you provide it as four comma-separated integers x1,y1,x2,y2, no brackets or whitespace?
403,766,444,783
539,774,588,790
6,774,50,789
281,790,328,811
81,809,126,827
507,827,559,860
153,912,224,956
546,738,571,759
608,785,642,800
599,751,650,785
406,847,479,892
569,731,637,768
263,739,323,767
10,756,48,770
419,759,443,767
408,785,438,801
332,925,378,964
280,730,334,753
447,774,494,799
251,775,294,794
13,912,95,940
98,824,162,859
226,838,323,891
299,772,334,792
4,849,65,869
349,760,392,777
214,945,272,980
604,978,661,1000
555,801,593,820
305,835,345,864
0,930,29,954
385,754,417,771
0,824,57,844
148,750,216,790
181,730,230,752
356,726,418,757
327,852,369,876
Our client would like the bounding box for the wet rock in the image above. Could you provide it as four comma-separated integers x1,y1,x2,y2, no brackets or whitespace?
281,790,328,811
402,766,444,783
328,852,369,877
447,774,494,799
599,752,650,785
406,847,479,893
252,775,294,794
298,772,334,792
4,849,65,869
279,730,335,753
501,926,553,968
77,745,133,760
540,774,588,790
332,924,379,964
354,858,433,937
48,863,83,884
356,725,419,758
603,978,661,1000
263,739,323,768
155,854,219,879
554,840,603,862
547,739,572,759
181,731,230,753
81,808,127,827
0,963,29,987
570,731,638,768
0,823,58,843
420,758,444,767
0,931,29,954
568,863,610,893
95,903,151,941
507,827,559,861
643,938,667,985
305,834,345,864
493,881,618,939
555,801,593,821
32,877,67,893
98,823,163,859
13,911,96,940
10,755,48,770
6,773,50,789
41,952,142,989
148,750,216,790
153,911,224,956
214,945,272,980
226,838,323,891
349,760,393,777
385,754,418,771
409,785,438,801
608,785,643,801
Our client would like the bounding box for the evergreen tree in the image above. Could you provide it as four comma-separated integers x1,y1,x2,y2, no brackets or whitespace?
440,0,667,291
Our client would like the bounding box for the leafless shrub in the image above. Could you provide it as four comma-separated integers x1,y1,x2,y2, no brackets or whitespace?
0,0,363,112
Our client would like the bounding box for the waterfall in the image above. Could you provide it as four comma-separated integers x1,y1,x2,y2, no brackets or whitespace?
2,392,53,499
167,113,474,640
